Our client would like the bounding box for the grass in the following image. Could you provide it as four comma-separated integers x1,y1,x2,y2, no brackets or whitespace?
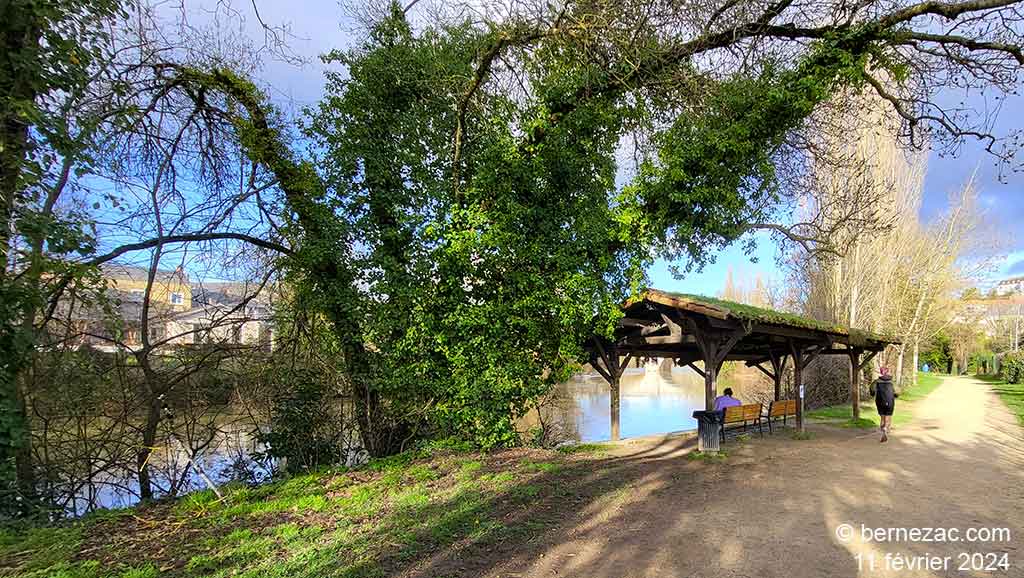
0,446,637,578
978,374,1024,426
685,450,728,462
807,372,944,429
555,443,610,455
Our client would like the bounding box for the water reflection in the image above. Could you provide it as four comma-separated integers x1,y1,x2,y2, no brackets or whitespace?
539,359,759,442
66,415,271,515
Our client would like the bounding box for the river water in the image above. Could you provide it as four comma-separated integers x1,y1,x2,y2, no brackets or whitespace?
69,360,762,513
529,359,759,442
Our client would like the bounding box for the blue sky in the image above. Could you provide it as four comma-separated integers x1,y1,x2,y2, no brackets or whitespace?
220,1,1023,295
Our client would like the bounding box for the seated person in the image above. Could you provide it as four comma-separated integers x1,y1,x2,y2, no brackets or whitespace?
713,387,742,411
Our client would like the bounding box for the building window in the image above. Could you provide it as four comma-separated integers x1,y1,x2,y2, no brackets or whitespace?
149,324,164,342
170,292,184,305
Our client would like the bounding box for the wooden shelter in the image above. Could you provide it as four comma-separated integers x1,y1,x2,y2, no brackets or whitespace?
585,289,899,440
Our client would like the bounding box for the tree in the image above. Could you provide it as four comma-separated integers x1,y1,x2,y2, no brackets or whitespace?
0,0,297,509
0,0,126,510
6,0,1024,498
291,1,1024,450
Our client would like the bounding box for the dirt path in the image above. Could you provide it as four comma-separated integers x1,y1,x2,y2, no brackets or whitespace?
474,376,1024,578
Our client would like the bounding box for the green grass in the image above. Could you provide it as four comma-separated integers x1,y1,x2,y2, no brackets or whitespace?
555,443,610,455
899,371,943,401
807,372,944,428
0,446,629,578
685,450,728,462
980,374,1024,426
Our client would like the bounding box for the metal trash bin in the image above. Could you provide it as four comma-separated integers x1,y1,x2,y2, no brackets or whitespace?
692,410,722,453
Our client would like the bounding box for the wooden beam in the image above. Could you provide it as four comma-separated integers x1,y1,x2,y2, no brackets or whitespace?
687,362,707,379
858,350,879,372
615,352,635,379
714,325,751,368
592,337,622,441
816,347,885,356
644,290,730,320
752,363,775,380
800,339,832,370
768,352,788,402
752,322,833,341
589,353,612,383
618,317,654,328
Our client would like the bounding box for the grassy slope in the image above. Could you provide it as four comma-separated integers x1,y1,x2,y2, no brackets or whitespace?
0,444,615,578
806,372,944,429
978,374,1024,426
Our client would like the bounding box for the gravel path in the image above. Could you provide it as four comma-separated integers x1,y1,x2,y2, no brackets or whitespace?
481,376,1024,578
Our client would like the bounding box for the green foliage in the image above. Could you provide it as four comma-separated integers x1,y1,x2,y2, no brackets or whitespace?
967,351,994,374
1001,352,1024,384
0,0,127,516
291,7,904,455
921,333,953,372
134,5,927,463
257,373,352,474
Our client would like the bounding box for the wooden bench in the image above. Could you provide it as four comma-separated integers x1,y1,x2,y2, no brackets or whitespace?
719,403,765,441
764,399,797,433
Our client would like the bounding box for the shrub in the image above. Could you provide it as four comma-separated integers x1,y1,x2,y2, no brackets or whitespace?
1001,352,1024,384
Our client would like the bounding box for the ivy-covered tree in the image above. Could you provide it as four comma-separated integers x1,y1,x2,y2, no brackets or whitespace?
7,0,1024,475
291,1,1024,452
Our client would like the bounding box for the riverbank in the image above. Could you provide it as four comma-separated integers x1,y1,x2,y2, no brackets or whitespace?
1,443,617,578
806,371,943,428
6,374,1021,578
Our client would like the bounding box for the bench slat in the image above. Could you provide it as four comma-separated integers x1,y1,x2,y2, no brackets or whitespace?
768,399,797,417
723,403,762,423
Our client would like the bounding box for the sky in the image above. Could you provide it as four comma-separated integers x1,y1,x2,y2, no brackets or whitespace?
207,0,1024,295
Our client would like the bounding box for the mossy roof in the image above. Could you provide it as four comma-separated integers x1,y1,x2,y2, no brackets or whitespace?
640,289,899,346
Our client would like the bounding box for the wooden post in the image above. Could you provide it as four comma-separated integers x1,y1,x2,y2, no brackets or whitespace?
789,340,805,433
849,348,862,421
591,338,634,442
769,352,787,401
610,371,621,441
703,339,718,411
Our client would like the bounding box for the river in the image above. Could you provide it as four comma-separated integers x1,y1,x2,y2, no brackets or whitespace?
66,359,763,513
527,358,761,442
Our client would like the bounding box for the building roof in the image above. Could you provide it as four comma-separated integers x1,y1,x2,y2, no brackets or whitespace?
639,289,898,346
101,263,189,285
590,288,899,370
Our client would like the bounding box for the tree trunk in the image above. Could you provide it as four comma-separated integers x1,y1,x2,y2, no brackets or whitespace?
137,395,161,501
0,7,42,505
911,339,920,384
895,345,906,389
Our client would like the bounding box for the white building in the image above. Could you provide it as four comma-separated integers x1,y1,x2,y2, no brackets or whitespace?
995,276,1024,296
